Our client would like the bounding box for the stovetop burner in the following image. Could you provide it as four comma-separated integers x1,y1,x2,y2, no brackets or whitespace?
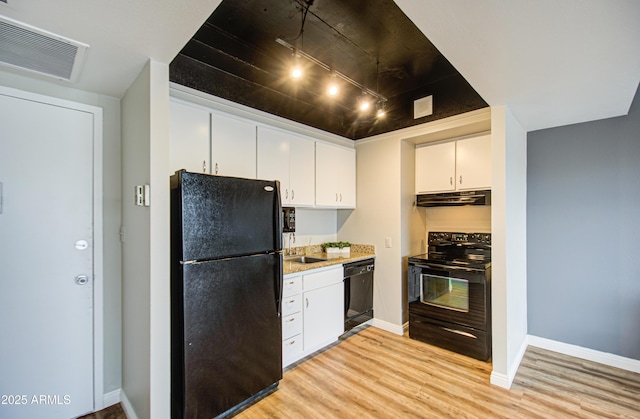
408,231,492,269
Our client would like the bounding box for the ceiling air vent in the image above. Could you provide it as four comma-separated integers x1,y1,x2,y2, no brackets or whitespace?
0,16,88,82
414,95,433,119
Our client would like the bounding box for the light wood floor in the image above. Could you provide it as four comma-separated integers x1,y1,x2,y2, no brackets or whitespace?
237,326,640,418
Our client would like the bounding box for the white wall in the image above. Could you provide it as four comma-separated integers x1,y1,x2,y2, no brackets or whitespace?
121,60,171,419
401,140,427,323
338,138,404,328
148,61,171,419
490,106,528,389
423,206,491,234
121,62,152,419
0,70,122,403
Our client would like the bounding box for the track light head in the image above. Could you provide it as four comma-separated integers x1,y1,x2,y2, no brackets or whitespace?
376,101,386,118
327,72,339,96
291,50,303,79
358,92,373,112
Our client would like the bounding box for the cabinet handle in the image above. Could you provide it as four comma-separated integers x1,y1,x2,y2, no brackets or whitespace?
291,189,295,200
450,177,453,186
459,175,462,185
340,193,342,202
286,317,296,323
287,299,295,304
285,189,289,200
335,193,338,202
215,163,219,175
306,298,309,308
203,160,207,173
287,340,296,346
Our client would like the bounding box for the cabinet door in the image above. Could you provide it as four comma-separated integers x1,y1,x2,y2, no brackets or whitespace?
211,112,256,178
257,126,291,203
456,134,492,190
169,100,210,175
315,142,339,206
415,142,456,193
303,282,344,351
336,146,356,208
289,135,315,207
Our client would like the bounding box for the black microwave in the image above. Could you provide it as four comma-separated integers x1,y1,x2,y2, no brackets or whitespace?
282,207,295,233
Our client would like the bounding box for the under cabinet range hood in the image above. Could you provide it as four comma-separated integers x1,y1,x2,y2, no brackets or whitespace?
416,190,491,207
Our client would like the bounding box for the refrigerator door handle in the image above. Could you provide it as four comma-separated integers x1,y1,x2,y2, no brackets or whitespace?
273,180,283,250
275,253,283,317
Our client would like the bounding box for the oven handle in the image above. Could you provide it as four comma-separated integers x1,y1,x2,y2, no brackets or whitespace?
443,327,478,339
419,263,487,273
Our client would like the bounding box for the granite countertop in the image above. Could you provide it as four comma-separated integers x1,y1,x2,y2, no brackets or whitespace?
283,244,376,275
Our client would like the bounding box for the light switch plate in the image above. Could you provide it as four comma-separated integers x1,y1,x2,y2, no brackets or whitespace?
135,185,144,206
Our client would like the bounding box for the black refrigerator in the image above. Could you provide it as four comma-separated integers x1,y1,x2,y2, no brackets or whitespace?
170,170,283,419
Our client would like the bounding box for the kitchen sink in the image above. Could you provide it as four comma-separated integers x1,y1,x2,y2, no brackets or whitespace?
285,256,328,264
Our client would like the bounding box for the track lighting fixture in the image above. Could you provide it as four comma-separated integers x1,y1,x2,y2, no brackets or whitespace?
276,37,387,118
275,0,386,120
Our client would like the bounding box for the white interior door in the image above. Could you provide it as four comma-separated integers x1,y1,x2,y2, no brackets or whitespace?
0,92,95,418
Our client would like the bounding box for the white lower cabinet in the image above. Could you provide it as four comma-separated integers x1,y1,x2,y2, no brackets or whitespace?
281,274,303,366
282,266,344,367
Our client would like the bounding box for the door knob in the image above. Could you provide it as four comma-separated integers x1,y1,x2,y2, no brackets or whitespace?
75,275,89,285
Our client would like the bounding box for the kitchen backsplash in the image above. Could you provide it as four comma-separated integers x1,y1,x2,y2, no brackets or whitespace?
423,205,491,233
286,243,375,255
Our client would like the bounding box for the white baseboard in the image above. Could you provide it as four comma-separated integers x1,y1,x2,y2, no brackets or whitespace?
489,371,512,388
102,389,121,408
120,390,139,419
490,336,528,389
371,318,404,335
528,335,640,374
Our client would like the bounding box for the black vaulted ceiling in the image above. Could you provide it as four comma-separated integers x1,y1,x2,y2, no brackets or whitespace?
170,0,488,140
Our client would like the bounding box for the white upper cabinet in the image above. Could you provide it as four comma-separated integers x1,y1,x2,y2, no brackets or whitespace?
415,141,455,193
315,142,356,208
455,134,492,191
169,100,257,179
169,100,210,175
288,134,315,206
415,134,491,194
170,98,356,209
210,112,257,179
257,126,315,207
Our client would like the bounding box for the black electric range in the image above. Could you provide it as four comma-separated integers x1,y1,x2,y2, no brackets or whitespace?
407,232,492,361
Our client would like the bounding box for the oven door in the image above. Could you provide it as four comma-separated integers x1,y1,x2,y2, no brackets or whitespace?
408,263,488,331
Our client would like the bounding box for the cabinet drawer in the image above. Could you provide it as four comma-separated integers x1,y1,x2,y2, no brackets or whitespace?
303,267,343,291
282,312,303,340
283,334,303,364
282,293,302,317
283,275,302,297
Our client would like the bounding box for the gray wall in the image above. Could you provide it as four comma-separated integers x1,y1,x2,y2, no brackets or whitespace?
527,87,640,360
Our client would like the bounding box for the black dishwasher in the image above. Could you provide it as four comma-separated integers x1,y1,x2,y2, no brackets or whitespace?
343,258,375,332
